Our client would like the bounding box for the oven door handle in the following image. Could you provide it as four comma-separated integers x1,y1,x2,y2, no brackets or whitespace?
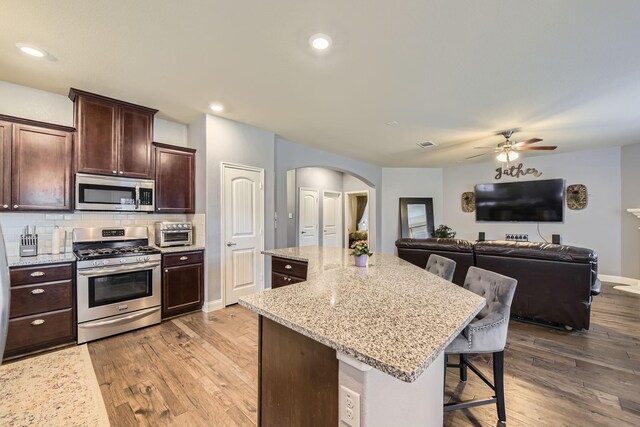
78,262,161,277
78,307,159,328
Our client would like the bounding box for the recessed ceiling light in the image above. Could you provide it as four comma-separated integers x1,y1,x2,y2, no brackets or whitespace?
417,141,436,148
209,102,224,112
16,43,47,58
309,34,332,50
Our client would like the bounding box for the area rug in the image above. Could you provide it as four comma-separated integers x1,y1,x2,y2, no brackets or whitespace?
0,345,110,426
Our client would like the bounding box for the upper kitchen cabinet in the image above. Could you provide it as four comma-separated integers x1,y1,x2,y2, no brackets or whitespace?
0,115,74,212
69,88,157,179
154,143,196,213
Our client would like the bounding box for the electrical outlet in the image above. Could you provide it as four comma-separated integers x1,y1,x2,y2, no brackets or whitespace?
340,385,360,427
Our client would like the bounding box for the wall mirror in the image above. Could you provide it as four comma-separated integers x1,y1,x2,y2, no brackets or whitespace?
399,198,434,239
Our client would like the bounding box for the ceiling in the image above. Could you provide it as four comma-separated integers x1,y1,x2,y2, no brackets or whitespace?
1,1,640,167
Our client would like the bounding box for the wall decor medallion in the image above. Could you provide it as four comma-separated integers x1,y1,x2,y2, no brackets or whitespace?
461,192,475,212
495,162,542,180
566,184,587,210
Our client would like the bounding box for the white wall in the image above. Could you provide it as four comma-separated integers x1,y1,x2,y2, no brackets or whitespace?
191,114,276,303
442,147,622,275
380,168,444,254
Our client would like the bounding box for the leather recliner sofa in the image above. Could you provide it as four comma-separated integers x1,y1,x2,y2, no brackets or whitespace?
395,238,602,330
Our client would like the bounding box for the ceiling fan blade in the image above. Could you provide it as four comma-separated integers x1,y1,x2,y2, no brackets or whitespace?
466,153,488,159
516,146,557,151
515,138,543,146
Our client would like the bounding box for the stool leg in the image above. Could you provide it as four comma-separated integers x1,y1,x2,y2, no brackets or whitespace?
493,351,506,422
459,354,467,382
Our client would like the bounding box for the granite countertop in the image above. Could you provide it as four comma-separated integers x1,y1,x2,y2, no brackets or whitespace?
240,246,486,383
153,245,205,254
8,252,77,268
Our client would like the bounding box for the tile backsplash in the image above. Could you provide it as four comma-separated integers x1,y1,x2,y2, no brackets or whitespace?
0,212,205,257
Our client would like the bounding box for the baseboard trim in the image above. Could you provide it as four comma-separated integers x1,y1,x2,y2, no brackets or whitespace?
598,275,639,286
202,299,224,313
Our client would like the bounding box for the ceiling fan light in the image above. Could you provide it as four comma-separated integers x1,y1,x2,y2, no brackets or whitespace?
497,151,519,162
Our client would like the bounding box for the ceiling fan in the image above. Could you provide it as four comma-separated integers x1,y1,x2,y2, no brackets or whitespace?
466,128,557,162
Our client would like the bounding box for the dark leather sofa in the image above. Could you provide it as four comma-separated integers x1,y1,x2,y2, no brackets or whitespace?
395,238,602,330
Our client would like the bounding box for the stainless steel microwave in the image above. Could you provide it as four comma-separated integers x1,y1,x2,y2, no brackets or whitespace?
75,173,154,212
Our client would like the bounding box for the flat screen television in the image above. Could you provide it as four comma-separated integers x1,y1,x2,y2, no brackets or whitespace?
475,179,565,222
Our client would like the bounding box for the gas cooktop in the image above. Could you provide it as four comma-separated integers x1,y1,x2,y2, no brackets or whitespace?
74,245,161,261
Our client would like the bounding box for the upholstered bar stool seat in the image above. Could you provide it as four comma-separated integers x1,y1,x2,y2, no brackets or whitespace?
444,266,518,423
425,254,457,282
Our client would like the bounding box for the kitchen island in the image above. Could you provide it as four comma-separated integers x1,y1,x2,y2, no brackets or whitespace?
239,247,485,427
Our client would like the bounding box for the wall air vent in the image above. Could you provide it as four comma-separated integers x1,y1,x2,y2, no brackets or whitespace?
416,141,436,148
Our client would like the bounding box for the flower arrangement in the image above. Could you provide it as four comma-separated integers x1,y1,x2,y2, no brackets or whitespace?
350,240,372,257
434,224,456,238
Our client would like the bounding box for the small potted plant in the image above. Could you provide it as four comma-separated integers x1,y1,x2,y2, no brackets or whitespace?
434,224,456,239
350,240,372,267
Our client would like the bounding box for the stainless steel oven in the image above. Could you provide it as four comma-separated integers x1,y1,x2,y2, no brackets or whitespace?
74,227,162,344
75,173,154,212
155,222,193,247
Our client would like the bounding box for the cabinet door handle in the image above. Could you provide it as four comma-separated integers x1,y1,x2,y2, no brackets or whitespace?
2,204,7,209
13,204,19,209
179,256,188,261
112,170,117,174
30,271,45,277
31,319,45,326
31,288,45,295
119,171,124,175
285,264,292,270
165,269,169,273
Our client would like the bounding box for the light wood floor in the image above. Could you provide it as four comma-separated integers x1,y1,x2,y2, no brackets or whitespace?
89,283,640,426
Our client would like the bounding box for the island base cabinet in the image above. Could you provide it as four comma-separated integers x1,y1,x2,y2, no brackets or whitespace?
259,316,338,426
161,251,204,319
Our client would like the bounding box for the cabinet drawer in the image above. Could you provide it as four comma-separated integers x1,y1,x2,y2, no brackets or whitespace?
163,251,203,267
272,257,308,279
10,263,73,286
5,308,74,354
272,272,306,289
10,280,73,318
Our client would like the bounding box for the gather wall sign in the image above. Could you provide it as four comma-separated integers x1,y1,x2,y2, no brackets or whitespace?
495,162,542,180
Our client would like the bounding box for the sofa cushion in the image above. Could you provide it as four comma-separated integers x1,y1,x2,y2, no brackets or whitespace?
474,240,597,263
395,238,475,252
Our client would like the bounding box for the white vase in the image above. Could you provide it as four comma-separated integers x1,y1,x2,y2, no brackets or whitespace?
354,254,368,267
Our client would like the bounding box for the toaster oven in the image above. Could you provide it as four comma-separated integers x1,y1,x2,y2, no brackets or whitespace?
154,222,193,247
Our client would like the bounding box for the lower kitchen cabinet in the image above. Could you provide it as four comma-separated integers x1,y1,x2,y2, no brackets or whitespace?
271,256,308,289
5,262,76,359
161,250,204,319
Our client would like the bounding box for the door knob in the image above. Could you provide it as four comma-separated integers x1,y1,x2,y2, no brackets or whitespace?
226,242,237,246
301,231,307,234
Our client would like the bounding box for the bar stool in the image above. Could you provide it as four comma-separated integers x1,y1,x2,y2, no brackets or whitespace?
443,266,518,423
425,254,456,282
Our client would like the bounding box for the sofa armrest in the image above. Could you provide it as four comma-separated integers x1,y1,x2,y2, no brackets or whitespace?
591,278,602,296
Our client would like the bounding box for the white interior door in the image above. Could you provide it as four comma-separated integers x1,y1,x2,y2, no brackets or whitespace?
298,188,319,246
223,164,264,305
322,191,342,248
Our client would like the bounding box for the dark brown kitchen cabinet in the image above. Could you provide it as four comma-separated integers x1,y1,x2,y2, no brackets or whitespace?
161,250,204,319
0,121,11,210
271,256,308,289
154,142,196,213
5,262,76,359
0,115,74,212
69,88,157,179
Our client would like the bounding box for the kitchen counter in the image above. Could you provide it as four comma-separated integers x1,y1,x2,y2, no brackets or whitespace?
241,246,485,382
8,252,77,268
153,245,205,254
